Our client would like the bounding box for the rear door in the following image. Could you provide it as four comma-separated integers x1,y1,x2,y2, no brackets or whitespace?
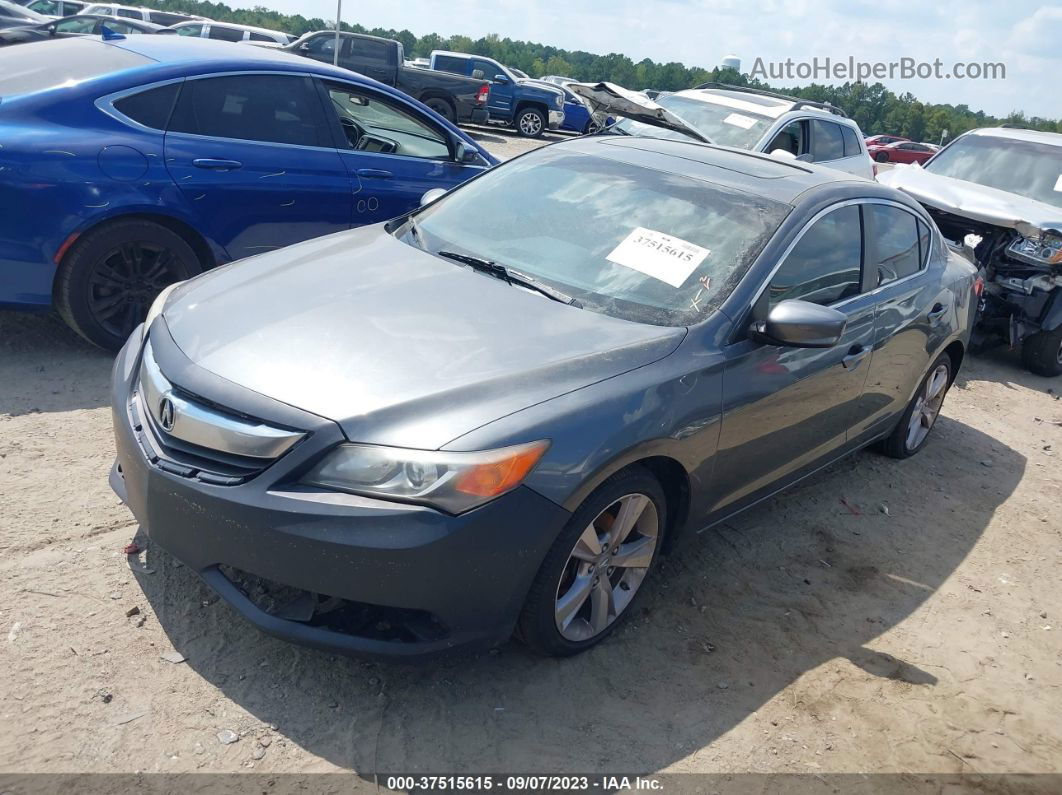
709,203,877,517
346,37,397,86
318,78,487,224
163,72,353,260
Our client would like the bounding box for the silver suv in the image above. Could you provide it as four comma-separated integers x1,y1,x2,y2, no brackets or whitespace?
577,83,874,179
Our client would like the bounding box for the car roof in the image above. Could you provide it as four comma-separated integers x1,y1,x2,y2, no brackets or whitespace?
558,135,874,205
963,126,1062,147
172,19,289,36
668,88,855,123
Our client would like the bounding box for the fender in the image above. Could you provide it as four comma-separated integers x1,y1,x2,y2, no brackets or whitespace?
1039,286,1062,332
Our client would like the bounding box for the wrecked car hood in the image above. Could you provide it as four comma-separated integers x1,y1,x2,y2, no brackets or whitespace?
162,225,685,450
879,165,1062,238
567,82,712,144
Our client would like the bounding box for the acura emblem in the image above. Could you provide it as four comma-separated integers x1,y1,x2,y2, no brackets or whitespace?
158,395,176,432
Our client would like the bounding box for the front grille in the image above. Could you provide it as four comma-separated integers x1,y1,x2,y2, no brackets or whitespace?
130,392,270,485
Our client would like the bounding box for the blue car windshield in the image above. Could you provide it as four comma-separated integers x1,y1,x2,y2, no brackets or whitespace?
410,147,790,326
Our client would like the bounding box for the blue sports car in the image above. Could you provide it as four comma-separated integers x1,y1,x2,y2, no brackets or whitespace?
0,34,496,349
523,79,608,135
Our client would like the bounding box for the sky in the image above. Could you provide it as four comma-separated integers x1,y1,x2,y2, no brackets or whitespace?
266,0,1061,119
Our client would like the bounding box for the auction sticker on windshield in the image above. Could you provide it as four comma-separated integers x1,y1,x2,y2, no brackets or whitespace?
606,227,710,287
723,112,758,129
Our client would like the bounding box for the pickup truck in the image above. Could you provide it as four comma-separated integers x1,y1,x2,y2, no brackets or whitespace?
429,50,565,137
283,31,490,126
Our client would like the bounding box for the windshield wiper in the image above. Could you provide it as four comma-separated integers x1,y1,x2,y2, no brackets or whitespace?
436,251,582,307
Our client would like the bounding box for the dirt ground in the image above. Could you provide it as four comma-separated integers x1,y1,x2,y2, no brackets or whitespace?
1,128,1060,780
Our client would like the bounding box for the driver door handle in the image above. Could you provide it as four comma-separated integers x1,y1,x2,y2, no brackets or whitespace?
192,158,243,171
927,303,948,325
842,344,871,370
356,169,392,179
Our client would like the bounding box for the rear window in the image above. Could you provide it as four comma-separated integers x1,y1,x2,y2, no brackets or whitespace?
0,39,150,98
112,82,179,130
433,55,467,74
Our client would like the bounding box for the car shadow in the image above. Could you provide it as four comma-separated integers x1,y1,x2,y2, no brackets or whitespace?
0,310,113,416
134,414,1022,773
956,345,1061,397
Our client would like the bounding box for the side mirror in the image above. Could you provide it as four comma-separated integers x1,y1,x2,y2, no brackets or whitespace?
749,299,847,348
493,74,510,84
453,141,479,164
420,187,447,207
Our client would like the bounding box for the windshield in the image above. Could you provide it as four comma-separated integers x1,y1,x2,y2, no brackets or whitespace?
611,93,772,148
408,147,789,326
0,0,45,20
925,134,1062,210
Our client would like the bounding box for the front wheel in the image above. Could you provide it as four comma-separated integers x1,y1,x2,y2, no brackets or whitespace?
54,219,201,351
515,107,546,138
517,467,667,656
874,152,889,162
1021,327,1062,377
879,353,953,459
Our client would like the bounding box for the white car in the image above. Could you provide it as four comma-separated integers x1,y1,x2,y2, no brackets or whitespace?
573,82,875,179
170,19,293,45
79,2,204,25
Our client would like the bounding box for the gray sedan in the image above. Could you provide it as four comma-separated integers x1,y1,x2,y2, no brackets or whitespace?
109,136,979,658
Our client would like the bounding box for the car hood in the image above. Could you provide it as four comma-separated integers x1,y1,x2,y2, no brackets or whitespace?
879,165,1062,238
567,82,712,144
163,225,686,449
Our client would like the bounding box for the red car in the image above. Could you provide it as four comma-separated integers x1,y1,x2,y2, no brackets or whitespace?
864,134,910,147
868,140,937,164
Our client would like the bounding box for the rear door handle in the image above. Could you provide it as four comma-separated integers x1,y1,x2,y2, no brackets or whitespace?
192,158,243,171
356,168,393,179
927,303,948,325
842,344,871,370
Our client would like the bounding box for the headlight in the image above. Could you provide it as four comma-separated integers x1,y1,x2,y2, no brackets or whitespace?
141,281,182,341
1008,234,1062,266
299,440,549,514
555,93,564,108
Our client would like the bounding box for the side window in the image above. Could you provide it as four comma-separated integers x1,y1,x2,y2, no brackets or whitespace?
108,21,140,34
249,31,276,42
28,1,62,14
867,204,923,286
152,12,190,25
840,124,860,157
117,7,140,18
473,59,499,78
917,219,932,263
112,82,180,129
64,1,87,13
303,34,340,57
175,24,202,36
768,205,863,307
432,55,467,75
325,83,451,159
351,38,392,66
55,16,98,32
208,26,245,42
765,120,804,156
169,74,327,147
810,120,846,162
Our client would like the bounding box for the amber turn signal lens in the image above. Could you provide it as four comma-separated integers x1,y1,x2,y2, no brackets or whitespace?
454,441,549,498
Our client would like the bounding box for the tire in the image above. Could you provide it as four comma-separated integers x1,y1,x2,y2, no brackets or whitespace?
880,353,953,459
54,219,201,351
583,119,600,135
1021,327,1062,377
874,152,889,162
517,466,667,656
424,98,455,124
515,107,546,138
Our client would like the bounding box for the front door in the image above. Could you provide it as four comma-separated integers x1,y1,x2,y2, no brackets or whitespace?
473,58,513,118
709,203,876,517
163,73,353,260
319,79,488,225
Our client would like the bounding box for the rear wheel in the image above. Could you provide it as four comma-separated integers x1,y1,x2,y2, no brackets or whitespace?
515,107,546,138
424,98,456,124
54,219,201,351
875,151,889,162
517,467,666,656
1021,327,1062,377
880,353,953,459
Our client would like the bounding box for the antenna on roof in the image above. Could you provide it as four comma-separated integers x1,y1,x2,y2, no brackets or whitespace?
100,24,125,41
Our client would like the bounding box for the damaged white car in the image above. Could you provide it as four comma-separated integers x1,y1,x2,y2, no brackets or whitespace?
569,82,874,179
880,127,1062,376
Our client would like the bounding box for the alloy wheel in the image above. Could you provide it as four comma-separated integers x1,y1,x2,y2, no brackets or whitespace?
87,241,180,338
554,493,659,641
519,111,543,136
906,363,949,451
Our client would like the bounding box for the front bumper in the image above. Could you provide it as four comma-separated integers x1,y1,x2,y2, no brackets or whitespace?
109,324,570,660
548,109,565,130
